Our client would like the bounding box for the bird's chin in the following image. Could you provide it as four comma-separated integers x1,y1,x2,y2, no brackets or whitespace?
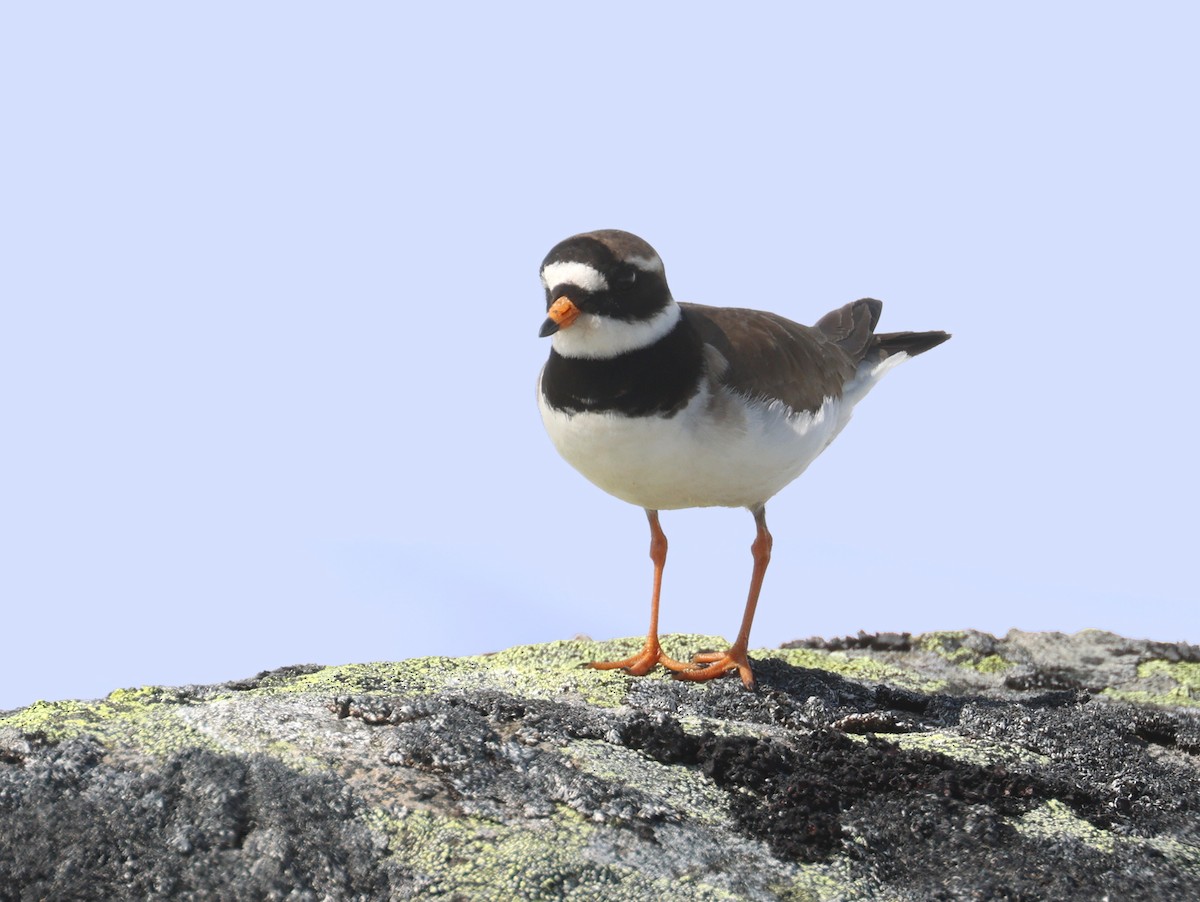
550,304,682,360
547,314,606,358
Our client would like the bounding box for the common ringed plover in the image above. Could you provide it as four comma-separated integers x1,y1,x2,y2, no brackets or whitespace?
537,229,949,689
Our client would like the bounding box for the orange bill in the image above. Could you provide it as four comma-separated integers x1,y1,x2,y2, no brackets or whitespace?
538,296,581,337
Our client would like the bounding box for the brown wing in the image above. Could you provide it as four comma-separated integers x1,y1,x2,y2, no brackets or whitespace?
680,302,861,414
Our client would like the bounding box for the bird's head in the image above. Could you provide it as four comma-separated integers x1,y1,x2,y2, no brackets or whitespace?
538,229,679,359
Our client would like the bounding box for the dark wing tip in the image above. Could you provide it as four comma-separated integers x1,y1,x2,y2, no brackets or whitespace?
872,329,951,358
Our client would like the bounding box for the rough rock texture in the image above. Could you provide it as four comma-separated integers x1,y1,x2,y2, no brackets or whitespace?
2,630,1199,901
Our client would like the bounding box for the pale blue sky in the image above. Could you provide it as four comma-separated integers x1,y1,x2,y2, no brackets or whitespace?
3,4,1197,711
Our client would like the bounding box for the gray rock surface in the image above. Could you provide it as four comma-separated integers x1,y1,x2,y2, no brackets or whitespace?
2,630,1199,900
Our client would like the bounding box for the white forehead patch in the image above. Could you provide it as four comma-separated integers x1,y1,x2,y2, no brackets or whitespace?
551,301,682,360
541,261,608,293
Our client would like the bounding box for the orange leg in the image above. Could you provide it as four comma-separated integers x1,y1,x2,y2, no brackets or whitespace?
675,505,772,690
589,510,694,675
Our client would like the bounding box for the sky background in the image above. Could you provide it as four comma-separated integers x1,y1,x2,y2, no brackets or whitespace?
3,4,1197,711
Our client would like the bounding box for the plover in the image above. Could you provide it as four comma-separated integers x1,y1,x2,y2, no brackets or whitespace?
537,229,949,689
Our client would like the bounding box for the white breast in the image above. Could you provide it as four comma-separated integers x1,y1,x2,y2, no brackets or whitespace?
537,352,908,511
539,381,835,510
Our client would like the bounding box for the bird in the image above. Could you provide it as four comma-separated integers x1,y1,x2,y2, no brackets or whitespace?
536,229,949,689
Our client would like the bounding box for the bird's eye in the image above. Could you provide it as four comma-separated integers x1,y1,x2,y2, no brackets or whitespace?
614,267,637,292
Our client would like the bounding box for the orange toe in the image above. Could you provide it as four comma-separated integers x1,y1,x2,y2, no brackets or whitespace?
588,640,694,676
673,648,756,690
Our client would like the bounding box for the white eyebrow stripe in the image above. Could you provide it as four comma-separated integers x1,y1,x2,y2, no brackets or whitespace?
541,261,608,293
626,254,663,273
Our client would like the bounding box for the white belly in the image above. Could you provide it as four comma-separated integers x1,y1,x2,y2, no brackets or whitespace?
538,378,851,510
537,352,908,511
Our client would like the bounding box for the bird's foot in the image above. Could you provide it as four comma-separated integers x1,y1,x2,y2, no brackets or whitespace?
674,647,756,690
588,640,694,676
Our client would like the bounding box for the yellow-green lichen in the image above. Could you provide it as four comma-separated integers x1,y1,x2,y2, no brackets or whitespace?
972,654,1016,674
0,634,942,766
251,634,953,710
1014,799,1116,853
0,687,219,758
1139,659,1200,686
1138,660,1200,701
1101,688,1200,710
764,647,947,694
363,804,879,901
1100,659,1200,709
772,862,892,902
366,807,747,901
917,633,1016,674
563,738,731,825
917,631,968,653
889,730,1049,768
273,635,738,709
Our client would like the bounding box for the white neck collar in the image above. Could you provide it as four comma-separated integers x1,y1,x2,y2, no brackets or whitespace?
550,300,682,359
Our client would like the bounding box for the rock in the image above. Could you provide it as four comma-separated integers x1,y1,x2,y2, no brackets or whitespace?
1,632,1199,900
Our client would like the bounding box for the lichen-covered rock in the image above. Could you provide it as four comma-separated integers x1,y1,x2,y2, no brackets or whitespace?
1,632,1199,900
